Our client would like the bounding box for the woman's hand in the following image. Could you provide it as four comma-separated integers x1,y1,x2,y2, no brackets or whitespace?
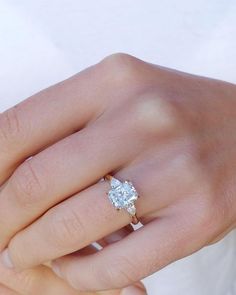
0,53,236,292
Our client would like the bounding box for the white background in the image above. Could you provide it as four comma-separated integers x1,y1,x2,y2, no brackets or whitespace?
0,1,236,294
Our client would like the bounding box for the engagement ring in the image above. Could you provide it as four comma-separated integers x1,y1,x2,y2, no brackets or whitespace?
104,174,139,225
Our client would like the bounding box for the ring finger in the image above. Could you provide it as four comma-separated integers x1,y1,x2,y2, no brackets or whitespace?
3,147,195,270
0,105,149,250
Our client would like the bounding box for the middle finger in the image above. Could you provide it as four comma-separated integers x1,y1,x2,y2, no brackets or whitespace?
5,177,150,269
3,146,193,270
0,108,146,250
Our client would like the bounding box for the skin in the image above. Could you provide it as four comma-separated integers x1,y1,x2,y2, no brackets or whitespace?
0,228,146,294
0,263,80,295
0,53,236,292
0,263,131,295
0,284,20,295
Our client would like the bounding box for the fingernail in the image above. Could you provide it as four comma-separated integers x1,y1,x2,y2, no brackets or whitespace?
121,285,147,295
0,249,14,269
52,261,62,278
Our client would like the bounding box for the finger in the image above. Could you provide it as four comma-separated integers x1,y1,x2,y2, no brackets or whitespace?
3,149,197,269
4,178,148,269
0,64,178,251
98,282,147,295
119,283,147,295
0,105,148,250
0,53,152,185
51,204,216,292
64,230,146,295
0,215,141,294
0,284,19,295
0,263,80,295
0,62,105,183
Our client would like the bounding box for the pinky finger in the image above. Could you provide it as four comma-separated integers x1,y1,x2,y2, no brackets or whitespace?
62,228,147,295
52,206,212,292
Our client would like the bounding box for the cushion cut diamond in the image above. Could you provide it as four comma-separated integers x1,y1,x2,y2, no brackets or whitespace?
108,178,138,212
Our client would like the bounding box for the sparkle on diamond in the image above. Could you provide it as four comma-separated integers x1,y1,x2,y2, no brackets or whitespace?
108,178,138,211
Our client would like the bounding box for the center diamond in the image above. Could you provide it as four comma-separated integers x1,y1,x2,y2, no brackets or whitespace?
108,177,138,211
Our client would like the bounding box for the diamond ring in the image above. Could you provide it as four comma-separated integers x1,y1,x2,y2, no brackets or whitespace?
104,174,139,225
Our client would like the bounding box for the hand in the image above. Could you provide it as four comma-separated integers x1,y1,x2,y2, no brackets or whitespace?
0,53,235,292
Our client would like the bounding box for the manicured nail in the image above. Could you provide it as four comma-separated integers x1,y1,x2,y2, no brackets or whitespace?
121,285,147,295
52,261,62,278
0,249,14,269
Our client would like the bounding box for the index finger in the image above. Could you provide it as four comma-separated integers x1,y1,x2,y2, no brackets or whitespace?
0,59,106,184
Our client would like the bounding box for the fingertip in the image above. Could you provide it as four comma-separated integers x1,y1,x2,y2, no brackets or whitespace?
121,283,148,295
51,260,63,279
0,248,14,269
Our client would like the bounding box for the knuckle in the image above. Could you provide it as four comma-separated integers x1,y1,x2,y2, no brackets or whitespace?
47,205,86,249
0,106,23,144
201,208,216,230
209,197,231,232
102,52,136,66
130,94,178,135
205,201,221,228
100,53,141,87
216,188,235,224
195,197,221,237
11,160,45,207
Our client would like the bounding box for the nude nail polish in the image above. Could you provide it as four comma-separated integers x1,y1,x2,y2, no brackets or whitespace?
52,261,62,278
0,249,14,269
121,285,148,295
